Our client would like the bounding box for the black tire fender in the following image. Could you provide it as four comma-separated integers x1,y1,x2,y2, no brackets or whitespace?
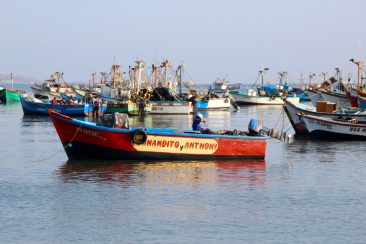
132,129,148,145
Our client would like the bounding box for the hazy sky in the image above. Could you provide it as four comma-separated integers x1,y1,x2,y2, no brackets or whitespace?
1,0,365,84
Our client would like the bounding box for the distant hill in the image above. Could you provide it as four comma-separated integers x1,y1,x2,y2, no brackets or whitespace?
0,73,39,84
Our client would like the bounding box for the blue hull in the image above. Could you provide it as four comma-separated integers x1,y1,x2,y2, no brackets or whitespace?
20,96,85,115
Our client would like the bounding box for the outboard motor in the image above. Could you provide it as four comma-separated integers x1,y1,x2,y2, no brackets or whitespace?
248,119,262,136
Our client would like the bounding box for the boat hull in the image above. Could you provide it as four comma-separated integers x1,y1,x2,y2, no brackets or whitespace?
230,92,300,105
302,114,366,139
283,99,366,134
20,96,85,115
0,88,22,102
320,91,350,107
150,101,192,114
308,90,324,106
105,101,152,115
195,98,230,110
49,110,267,160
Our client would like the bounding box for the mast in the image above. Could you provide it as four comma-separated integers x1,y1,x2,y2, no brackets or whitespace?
177,64,183,96
321,72,327,84
335,67,341,90
160,60,171,87
92,72,96,87
112,64,120,89
135,60,145,91
350,59,364,90
278,71,287,85
260,67,269,90
308,73,315,88
10,73,14,90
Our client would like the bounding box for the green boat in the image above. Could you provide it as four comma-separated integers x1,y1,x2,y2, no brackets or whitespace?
105,100,152,115
0,87,25,103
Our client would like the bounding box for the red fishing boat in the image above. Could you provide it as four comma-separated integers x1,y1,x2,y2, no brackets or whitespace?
49,110,267,160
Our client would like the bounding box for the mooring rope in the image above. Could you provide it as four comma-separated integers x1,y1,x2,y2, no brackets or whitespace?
31,123,84,162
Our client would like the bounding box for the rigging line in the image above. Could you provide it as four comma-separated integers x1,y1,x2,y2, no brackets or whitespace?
30,123,84,163
274,107,284,129
281,107,286,131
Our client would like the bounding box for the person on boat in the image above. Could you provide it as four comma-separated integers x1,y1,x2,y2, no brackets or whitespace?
51,97,58,105
68,96,74,105
92,98,101,118
192,113,214,134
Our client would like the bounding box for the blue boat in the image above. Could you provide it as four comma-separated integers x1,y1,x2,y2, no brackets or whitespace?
20,95,86,116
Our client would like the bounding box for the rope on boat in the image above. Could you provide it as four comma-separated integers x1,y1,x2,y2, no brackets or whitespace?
262,107,294,143
31,123,84,162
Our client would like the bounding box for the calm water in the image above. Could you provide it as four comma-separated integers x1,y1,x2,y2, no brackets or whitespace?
1,87,366,243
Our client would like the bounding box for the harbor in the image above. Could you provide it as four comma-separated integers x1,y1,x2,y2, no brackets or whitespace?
1,83,366,242
1,0,366,243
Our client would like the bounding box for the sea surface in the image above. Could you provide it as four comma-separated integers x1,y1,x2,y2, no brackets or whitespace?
1,85,366,243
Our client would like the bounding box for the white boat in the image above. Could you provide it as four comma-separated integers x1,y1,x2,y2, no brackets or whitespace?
210,78,240,94
307,89,324,106
230,90,300,105
283,98,366,134
320,90,351,107
301,113,366,139
151,101,192,114
31,72,75,99
195,97,230,110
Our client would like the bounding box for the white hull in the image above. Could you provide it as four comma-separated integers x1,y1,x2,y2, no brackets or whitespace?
308,90,324,106
283,99,366,134
231,93,300,105
320,91,350,107
150,101,192,114
302,114,366,139
196,98,230,110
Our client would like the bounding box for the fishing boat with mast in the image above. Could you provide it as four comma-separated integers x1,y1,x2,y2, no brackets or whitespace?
31,72,75,100
283,98,366,134
0,73,26,103
210,77,241,94
300,113,366,140
149,60,192,114
100,62,152,116
230,68,300,105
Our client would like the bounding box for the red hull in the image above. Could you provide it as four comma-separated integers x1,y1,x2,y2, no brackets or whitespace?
49,110,267,160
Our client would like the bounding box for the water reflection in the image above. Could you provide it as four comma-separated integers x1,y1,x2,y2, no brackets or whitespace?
57,160,266,188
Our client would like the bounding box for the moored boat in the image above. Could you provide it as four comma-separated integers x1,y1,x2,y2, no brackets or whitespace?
105,99,152,116
150,101,192,114
49,110,268,160
195,97,231,110
319,90,351,107
0,73,26,102
300,113,366,139
230,90,300,105
283,98,366,134
308,89,324,106
20,95,86,116
0,87,25,103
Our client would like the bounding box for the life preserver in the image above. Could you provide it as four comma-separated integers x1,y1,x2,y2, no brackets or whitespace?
131,129,148,145
224,98,229,103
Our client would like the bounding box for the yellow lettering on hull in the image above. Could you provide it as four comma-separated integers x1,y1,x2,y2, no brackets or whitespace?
132,135,218,154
